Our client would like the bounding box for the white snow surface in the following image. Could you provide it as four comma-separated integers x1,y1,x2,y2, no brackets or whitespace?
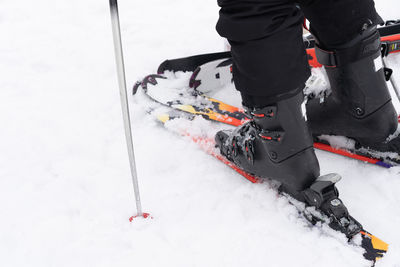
1,1,400,266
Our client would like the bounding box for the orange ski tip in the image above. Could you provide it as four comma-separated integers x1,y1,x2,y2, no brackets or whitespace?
360,231,389,261
361,231,389,250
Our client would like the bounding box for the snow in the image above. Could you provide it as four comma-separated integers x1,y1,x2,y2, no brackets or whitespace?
1,0,400,266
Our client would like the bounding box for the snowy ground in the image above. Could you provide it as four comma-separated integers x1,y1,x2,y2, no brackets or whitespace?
1,0,400,266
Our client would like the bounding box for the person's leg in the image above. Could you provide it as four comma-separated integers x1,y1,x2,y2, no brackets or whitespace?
216,0,310,106
299,0,399,152
299,0,383,47
215,0,362,236
216,0,318,192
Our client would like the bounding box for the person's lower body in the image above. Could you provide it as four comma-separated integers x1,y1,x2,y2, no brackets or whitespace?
216,0,318,196
214,0,397,235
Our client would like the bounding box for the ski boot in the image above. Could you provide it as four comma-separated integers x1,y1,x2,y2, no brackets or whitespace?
307,23,399,153
215,91,362,236
216,91,319,191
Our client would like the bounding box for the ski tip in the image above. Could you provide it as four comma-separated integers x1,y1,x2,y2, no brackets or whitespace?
189,67,201,89
129,213,153,222
157,60,169,74
360,230,389,263
132,81,141,95
132,74,167,95
156,114,171,124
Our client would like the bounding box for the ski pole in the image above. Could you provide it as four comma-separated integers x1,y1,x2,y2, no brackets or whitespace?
381,42,400,103
109,0,147,219
382,57,400,103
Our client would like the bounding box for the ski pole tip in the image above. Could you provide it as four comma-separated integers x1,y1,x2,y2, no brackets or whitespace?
129,213,153,222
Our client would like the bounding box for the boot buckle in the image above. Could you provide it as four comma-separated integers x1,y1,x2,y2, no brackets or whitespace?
259,130,284,142
251,106,277,118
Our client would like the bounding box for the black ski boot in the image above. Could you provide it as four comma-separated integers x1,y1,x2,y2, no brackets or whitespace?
307,24,399,153
215,91,362,236
216,91,319,191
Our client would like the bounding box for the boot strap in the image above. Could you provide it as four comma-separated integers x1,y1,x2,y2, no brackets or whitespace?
315,31,381,67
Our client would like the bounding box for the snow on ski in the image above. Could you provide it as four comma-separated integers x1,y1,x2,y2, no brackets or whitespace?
152,109,389,264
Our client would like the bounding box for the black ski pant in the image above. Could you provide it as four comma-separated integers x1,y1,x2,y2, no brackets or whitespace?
216,0,383,107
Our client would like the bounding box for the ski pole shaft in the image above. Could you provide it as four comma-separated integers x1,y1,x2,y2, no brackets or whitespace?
109,0,143,216
382,57,400,103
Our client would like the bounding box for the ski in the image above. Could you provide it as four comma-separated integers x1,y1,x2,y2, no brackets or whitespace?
133,74,248,126
133,74,400,167
157,22,400,74
153,110,389,264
